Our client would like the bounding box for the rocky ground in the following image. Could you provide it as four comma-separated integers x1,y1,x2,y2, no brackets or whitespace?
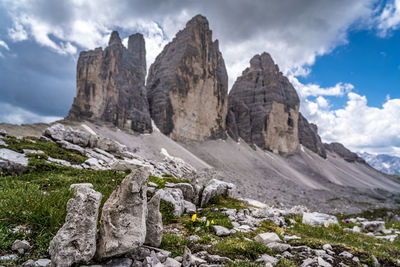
0,124,400,266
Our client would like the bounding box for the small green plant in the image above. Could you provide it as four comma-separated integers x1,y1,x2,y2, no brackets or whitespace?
160,233,192,257
148,175,191,189
160,199,178,225
205,195,248,210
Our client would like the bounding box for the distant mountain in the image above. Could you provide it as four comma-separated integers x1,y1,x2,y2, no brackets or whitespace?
359,152,400,175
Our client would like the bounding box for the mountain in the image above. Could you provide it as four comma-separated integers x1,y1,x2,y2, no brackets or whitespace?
67,31,152,133
359,152,400,175
147,14,228,141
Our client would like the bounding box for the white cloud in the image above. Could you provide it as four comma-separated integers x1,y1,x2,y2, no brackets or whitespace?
0,102,62,125
377,0,400,35
296,83,400,156
289,76,354,98
8,22,28,41
0,40,10,50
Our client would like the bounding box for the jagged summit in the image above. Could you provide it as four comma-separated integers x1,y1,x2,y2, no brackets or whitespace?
226,52,300,154
108,31,122,46
147,14,228,141
67,31,152,133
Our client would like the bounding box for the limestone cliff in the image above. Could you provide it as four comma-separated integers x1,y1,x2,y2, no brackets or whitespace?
226,53,300,154
298,113,327,158
147,15,228,141
68,31,152,133
324,142,365,163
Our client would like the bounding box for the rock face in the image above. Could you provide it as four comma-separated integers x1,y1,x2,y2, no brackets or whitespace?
0,148,28,174
96,167,149,259
324,142,365,163
49,183,102,266
298,113,327,158
226,52,300,154
145,194,163,247
147,14,228,141
68,31,152,133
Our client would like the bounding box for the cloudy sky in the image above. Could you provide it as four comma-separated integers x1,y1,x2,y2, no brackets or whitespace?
0,0,400,156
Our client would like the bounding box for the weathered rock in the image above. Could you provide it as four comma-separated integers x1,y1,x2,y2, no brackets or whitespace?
0,148,28,174
0,139,7,147
22,259,35,266
145,194,163,247
182,247,192,267
105,258,133,267
213,225,230,237
317,257,332,267
255,254,278,265
324,142,365,163
49,183,102,266
57,140,85,154
147,14,228,141
96,168,149,259
302,212,338,227
361,221,386,233
267,242,291,252
44,124,90,147
201,179,235,207
11,240,30,255
166,183,196,203
89,135,127,155
164,257,181,267
183,200,197,214
35,259,51,267
68,31,152,133
226,52,300,154
254,232,281,245
156,188,185,216
0,129,7,136
298,113,327,158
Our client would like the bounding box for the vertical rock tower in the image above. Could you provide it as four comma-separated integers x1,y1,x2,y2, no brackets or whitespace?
226,53,300,154
147,14,228,141
68,31,152,133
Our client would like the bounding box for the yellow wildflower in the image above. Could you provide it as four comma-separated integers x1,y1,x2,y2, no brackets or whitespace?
191,213,197,222
206,220,210,227
211,220,215,224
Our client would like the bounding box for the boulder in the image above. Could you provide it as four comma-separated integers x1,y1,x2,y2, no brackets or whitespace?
361,221,386,233
147,14,228,141
96,167,149,259
0,128,7,136
68,31,152,133
267,242,291,252
0,148,28,174
145,194,163,247
56,140,85,154
49,183,102,266
35,259,51,267
213,225,231,237
164,257,181,267
255,254,278,265
226,52,300,154
200,179,236,207
166,183,196,203
302,212,338,227
105,258,133,267
44,124,90,147
254,233,281,245
11,240,30,255
155,188,185,216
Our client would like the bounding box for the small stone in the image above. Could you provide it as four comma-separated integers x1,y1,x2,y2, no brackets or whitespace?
12,240,30,254
353,256,360,262
255,254,278,265
35,259,51,267
322,244,332,251
301,258,315,267
188,235,200,242
267,242,291,252
0,254,18,261
22,259,35,266
361,221,386,233
372,255,380,267
302,212,338,227
164,257,181,267
339,251,353,258
105,258,133,267
213,225,231,237
254,232,281,245
317,257,332,267
352,225,361,233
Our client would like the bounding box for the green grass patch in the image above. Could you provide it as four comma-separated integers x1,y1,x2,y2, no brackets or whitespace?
205,195,248,210
285,222,400,265
148,175,191,189
276,259,297,267
160,199,178,225
208,237,272,260
1,136,87,165
0,160,127,258
159,233,192,258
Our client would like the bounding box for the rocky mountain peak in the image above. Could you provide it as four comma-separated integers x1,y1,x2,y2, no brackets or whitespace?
147,14,228,141
226,52,300,154
108,31,122,46
67,30,152,133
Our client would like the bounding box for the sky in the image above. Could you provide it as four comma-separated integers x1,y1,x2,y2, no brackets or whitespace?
0,0,400,156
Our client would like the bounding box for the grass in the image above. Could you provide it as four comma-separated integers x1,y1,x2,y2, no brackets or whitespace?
204,195,248,210
0,158,127,259
148,175,191,189
208,237,272,260
160,199,178,225
159,233,192,258
285,221,400,265
0,136,87,165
